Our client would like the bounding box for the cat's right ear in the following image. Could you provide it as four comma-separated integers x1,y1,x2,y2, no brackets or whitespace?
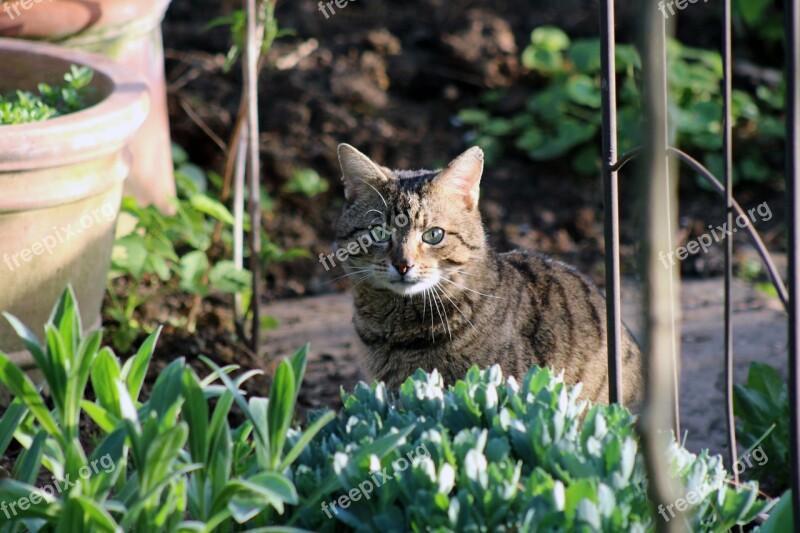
338,144,390,202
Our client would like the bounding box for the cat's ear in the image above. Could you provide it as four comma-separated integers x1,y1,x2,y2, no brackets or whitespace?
436,146,483,210
338,143,390,202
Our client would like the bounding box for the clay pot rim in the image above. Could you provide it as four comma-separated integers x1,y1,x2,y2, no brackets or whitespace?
0,0,173,39
0,37,150,172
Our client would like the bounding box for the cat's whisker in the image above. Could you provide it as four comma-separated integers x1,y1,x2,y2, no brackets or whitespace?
323,268,373,284
443,268,475,277
350,272,375,288
421,288,427,321
365,209,384,219
431,286,451,340
356,177,387,208
437,283,477,332
425,288,435,342
441,277,504,299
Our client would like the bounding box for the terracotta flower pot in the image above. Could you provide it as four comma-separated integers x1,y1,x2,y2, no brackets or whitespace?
0,0,175,212
0,38,149,379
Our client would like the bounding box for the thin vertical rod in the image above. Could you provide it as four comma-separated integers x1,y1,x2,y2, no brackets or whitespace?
233,129,247,324
722,0,739,486
784,0,800,523
660,9,681,438
244,0,262,353
639,1,680,529
599,0,623,404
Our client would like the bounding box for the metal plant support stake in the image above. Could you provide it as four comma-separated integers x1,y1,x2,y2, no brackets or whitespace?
599,0,623,406
784,0,800,525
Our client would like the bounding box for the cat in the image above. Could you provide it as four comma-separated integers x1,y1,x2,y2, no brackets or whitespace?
333,143,643,406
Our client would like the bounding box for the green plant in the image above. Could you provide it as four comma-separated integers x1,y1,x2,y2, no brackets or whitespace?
288,365,771,532
459,25,784,187
108,161,249,348
734,362,790,491
107,145,308,351
206,0,292,72
758,489,794,531
284,168,329,197
0,65,94,125
0,286,332,531
733,0,783,48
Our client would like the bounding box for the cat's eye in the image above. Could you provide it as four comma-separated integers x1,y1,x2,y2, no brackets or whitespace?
422,227,445,245
370,225,392,243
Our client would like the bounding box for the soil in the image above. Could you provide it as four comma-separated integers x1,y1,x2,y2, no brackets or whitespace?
152,0,788,393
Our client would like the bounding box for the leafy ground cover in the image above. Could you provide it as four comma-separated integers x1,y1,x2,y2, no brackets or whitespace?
0,289,780,531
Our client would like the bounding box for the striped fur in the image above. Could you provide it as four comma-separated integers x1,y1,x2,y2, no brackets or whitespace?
334,144,643,406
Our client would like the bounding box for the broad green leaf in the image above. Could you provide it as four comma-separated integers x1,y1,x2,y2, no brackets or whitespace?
48,285,81,356
746,362,785,406
278,410,335,472
111,233,149,280
92,348,122,418
759,490,792,533
176,163,208,195
565,74,601,108
289,345,308,399
143,357,184,422
530,26,570,52
0,353,62,446
73,496,121,532
189,194,235,225
87,427,126,498
141,423,189,492
209,260,252,294
119,464,201,530
179,251,210,295
14,430,47,484
0,397,27,456
81,401,121,434
122,327,160,402
569,39,601,73
267,361,296,468
200,356,268,448
0,479,60,519
2,313,51,387
182,368,209,465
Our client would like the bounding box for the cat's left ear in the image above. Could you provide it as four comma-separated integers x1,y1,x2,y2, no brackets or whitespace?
435,146,484,210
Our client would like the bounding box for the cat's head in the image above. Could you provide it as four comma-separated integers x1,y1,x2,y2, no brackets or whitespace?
334,144,487,297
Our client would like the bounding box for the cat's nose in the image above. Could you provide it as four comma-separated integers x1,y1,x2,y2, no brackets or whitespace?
394,261,414,276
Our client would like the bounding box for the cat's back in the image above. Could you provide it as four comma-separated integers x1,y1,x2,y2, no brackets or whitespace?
497,248,643,406
497,248,607,315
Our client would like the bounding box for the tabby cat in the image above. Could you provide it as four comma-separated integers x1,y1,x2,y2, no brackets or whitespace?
334,144,643,406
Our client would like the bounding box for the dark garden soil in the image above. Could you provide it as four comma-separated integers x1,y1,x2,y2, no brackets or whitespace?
99,0,788,465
